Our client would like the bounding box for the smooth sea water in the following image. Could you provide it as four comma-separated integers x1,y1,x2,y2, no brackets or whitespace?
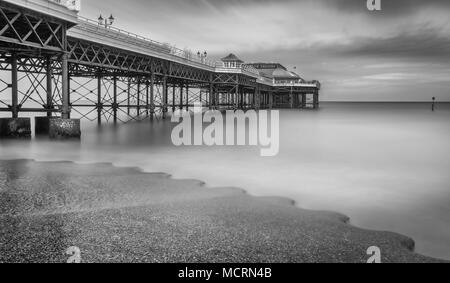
1,103,449,260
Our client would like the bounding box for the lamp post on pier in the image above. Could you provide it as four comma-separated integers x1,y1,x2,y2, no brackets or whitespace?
98,14,115,28
197,51,208,64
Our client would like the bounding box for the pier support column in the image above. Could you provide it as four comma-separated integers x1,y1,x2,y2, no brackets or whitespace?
313,92,319,109
48,53,80,139
68,72,71,119
301,94,306,109
235,87,239,110
150,75,155,120
186,85,189,111
162,76,168,119
222,93,230,108
145,79,149,118
46,57,53,117
11,53,18,119
214,89,220,110
199,90,203,107
209,73,214,110
259,93,262,109
113,76,118,124
217,91,220,108
61,53,70,119
224,92,228,108
235,75,239,110
254,87,260,110
245,92,248,109
269,93,273,109
35,57,56,136
146,79,150,118
209,83,214,110
225,92,228,108
289,92,294,109
137,79,141,117
127,79,131,116
97,75,102,125
180,85,184,110
172,85,176,112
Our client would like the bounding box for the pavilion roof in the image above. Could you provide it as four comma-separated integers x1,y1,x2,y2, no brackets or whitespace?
221,53,244,63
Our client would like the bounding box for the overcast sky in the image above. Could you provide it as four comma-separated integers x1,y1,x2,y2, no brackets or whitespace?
79,0,450,101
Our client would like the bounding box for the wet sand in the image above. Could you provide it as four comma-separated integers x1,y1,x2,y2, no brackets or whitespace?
0,159,443,263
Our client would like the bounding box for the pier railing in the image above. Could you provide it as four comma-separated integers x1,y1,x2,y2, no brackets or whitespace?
66,16,320,88
214,62,261,78
50,0,81,11
274,81,321,88
50,0,65,5
259,76,275,85
76,16,217,68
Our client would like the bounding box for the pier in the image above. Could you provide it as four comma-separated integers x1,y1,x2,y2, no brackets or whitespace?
0,0,320,138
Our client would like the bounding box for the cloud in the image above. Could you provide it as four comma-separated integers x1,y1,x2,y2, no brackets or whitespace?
363,71,450,83
325,26,450,60
326,0,450,16
79,0,450,101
